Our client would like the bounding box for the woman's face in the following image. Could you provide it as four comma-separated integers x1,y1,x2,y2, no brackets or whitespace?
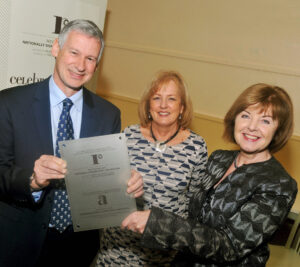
234,104,278,155
149,80,183,128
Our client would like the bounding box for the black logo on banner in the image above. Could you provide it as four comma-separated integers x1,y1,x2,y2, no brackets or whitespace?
53,16,70,34
91,154,103,165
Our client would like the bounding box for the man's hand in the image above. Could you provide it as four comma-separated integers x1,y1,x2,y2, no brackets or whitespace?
121,210,150,234
127,169,143,198
30,155,67,190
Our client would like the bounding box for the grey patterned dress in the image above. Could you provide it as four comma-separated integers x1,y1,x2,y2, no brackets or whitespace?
96,124,207,266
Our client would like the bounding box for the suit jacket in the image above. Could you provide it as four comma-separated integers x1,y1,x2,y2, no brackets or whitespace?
0,77,121,266
141,150,297,266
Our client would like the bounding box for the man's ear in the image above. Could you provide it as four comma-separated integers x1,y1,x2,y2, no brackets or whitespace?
51,38,60,57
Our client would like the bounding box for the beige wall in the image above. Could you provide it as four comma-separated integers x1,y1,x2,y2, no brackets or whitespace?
93,0,300,209
96,0,300,135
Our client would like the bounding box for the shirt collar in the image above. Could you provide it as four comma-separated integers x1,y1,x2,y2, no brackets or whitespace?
49,76,83,112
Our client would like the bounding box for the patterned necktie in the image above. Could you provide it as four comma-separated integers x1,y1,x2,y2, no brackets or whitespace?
50,98,74,233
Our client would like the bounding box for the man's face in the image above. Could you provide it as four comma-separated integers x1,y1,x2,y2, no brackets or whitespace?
51,30,101,96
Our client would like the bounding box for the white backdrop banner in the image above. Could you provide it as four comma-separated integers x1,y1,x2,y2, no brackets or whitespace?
0,0,107,90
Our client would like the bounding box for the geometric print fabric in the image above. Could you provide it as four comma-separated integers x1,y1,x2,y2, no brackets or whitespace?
97,124,208,266
50,98,74,233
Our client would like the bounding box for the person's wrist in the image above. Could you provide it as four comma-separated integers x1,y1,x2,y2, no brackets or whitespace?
30,173,43,191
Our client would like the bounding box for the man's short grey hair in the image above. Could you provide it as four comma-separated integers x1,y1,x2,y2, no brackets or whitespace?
58,19,104,64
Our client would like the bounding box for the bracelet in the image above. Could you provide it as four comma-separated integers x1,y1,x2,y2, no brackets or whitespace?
30,173,44,190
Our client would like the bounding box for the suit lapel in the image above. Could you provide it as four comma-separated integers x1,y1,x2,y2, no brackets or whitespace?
32,78,54,155
80,88,97,138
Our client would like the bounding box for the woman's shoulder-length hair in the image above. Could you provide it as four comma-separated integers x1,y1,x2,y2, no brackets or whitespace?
223,83,294,153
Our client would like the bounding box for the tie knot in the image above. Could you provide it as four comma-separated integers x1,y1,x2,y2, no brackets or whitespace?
63,98,73,112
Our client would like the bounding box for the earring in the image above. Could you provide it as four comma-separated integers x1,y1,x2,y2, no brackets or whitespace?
179,114,182,120
148,113,152,120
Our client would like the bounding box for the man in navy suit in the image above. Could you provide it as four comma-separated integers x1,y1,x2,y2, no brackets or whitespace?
0,19,143,267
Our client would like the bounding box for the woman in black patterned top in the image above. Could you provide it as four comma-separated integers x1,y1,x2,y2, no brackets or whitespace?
96,71,207,266
122,83,297,267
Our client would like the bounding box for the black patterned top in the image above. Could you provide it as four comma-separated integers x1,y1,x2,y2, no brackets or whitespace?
141,150,298,266
96,124,207,266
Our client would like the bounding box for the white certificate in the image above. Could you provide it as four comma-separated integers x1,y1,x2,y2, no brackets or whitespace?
59,133,136,232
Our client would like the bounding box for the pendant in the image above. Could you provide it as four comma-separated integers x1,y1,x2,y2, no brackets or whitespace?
155,142,167,153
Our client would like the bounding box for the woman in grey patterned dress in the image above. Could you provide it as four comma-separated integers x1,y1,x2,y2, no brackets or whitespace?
96,71,207,266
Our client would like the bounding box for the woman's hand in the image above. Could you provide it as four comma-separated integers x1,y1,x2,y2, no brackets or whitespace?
121,210,151,234
127,169,144,198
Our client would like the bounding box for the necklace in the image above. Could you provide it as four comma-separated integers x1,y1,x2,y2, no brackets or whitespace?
150,123,181,152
